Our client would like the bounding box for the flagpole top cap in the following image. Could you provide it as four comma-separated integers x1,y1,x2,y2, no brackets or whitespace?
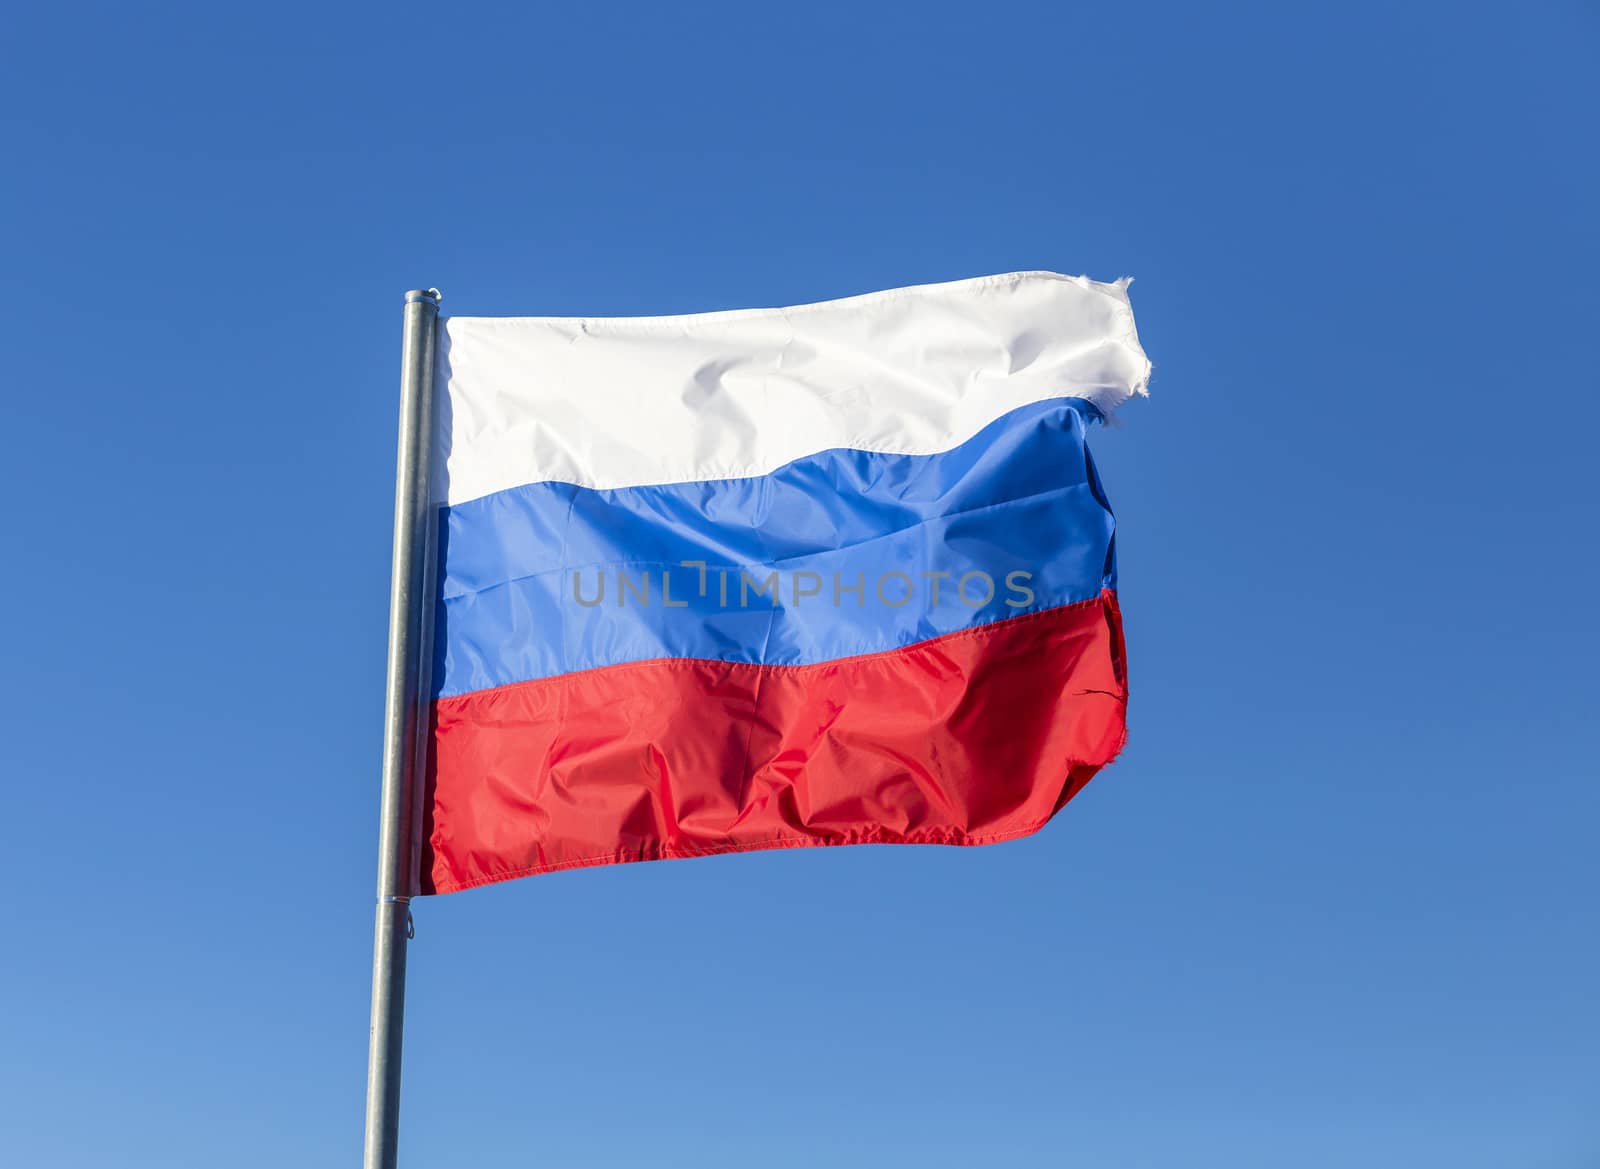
404,288,443,306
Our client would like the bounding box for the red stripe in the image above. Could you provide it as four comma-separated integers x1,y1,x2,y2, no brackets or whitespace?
423,590,1127,894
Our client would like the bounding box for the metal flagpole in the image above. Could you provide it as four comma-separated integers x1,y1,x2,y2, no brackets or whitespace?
363,287,442,1169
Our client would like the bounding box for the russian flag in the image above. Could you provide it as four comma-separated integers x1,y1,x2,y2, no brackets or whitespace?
422,272,1150,893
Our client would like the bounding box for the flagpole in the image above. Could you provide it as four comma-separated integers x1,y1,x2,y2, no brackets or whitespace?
363,287,442,1169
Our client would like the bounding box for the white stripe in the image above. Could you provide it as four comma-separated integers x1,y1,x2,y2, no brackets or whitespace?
433,271,1150,504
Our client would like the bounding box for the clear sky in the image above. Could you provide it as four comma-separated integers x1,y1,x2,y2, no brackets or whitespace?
3,3,1596,1167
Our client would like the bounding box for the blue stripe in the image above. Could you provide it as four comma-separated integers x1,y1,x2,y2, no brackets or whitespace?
435,397,1115,698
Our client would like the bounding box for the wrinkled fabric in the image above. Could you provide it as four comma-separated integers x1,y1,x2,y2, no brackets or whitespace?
435,398,1113,696
434,271,1149,503
425,592,1126,894
422,272,1146,892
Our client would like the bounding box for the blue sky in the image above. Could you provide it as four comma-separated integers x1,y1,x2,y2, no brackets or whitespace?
3,2,1596,1167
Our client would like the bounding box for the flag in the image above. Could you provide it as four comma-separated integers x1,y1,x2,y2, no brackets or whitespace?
421,271,1150,893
